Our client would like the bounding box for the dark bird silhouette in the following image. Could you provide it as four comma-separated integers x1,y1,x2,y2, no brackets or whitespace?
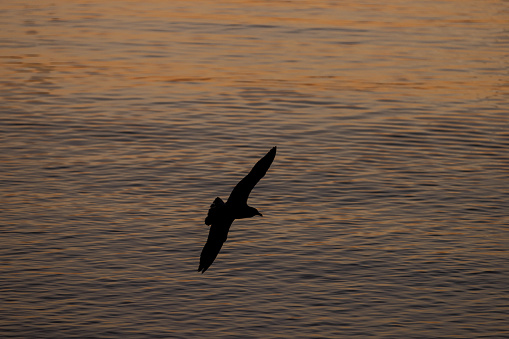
198,146,277,273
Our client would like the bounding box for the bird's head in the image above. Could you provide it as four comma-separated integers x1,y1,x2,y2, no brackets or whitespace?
248,207,263,217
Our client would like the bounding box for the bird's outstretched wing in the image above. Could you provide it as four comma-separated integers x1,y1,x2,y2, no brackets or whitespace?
227,146,276,206
198,218,234,273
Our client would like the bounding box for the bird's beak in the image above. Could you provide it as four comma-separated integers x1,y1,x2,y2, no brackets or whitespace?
257,212,263,217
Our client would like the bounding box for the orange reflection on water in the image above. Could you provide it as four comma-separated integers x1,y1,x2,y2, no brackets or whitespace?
1,0,506,107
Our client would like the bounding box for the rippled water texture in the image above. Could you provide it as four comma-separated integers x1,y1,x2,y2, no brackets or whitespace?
1,0,508,338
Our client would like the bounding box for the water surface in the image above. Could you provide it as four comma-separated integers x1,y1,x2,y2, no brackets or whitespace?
1,0,508,338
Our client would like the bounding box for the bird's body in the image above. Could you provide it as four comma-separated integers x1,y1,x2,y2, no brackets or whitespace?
198,147,277,273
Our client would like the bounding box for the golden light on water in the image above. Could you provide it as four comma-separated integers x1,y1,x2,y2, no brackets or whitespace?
1,0,508,337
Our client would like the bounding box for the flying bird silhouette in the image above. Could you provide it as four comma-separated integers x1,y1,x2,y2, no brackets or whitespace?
198,146,277,273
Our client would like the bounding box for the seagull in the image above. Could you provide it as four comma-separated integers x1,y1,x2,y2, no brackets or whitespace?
198,146,277,273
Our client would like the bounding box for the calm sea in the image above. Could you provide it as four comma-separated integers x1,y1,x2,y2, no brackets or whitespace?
1,0,508,338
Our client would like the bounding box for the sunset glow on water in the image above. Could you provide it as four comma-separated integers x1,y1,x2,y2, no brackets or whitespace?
1,0,508,337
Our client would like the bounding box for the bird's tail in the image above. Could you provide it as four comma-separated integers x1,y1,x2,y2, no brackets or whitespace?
204,197,225,225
